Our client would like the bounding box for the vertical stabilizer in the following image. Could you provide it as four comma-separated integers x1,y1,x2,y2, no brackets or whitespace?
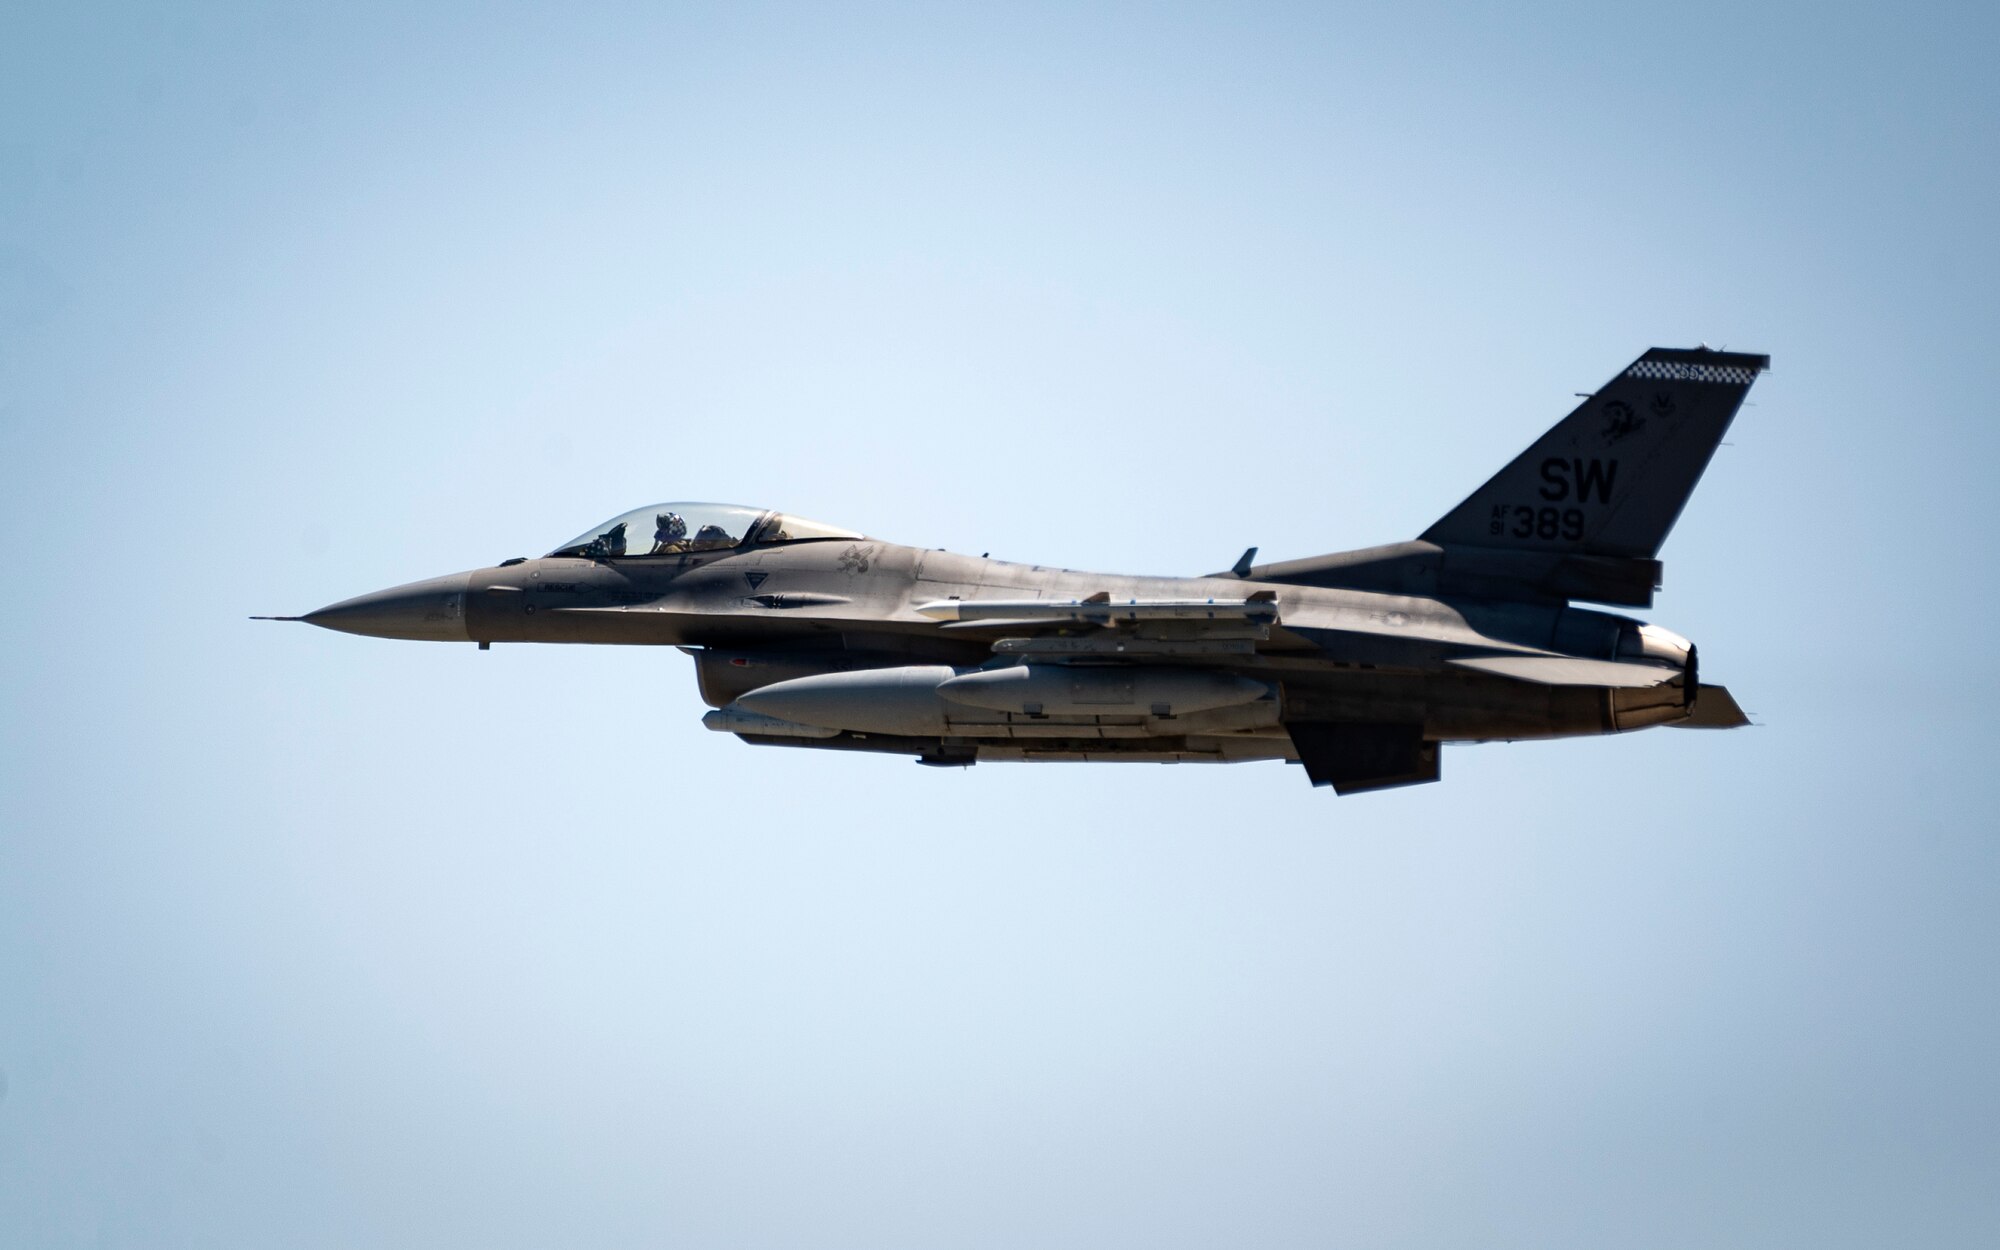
1420,347,1768,560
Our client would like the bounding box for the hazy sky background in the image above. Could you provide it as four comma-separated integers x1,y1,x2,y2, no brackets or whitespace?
4,2,1997,1246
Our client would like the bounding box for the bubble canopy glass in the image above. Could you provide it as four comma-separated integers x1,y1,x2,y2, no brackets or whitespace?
548,503,861,559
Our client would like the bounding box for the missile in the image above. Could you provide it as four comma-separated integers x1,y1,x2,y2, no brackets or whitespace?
915,592,1278,625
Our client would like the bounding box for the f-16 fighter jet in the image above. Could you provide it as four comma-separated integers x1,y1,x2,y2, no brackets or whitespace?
262,347,1763,793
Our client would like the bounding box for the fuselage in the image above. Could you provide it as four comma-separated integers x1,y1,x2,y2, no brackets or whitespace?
306,533,1700,763
278,346,1762,791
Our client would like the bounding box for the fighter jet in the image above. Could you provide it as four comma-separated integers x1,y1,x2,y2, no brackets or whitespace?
262,346,1763,793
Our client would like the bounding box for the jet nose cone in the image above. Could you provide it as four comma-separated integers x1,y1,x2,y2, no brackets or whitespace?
304,571,473,641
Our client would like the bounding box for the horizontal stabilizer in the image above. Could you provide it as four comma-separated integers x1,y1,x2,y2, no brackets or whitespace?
1672,685,1750,728
1449,654,1681,688
1287,722,1440,794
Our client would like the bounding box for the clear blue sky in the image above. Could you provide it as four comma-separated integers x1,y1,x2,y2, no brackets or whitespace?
4,3,1997,1246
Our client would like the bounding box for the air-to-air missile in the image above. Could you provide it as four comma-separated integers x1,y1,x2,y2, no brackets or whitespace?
261,346,1763,793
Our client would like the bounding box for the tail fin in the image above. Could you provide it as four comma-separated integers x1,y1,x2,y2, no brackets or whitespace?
1420,347,1768,560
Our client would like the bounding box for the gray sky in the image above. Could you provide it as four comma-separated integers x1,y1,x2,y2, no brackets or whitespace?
3,2,1997,1246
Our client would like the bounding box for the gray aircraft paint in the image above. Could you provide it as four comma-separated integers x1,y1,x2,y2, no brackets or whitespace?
268,347,1765,794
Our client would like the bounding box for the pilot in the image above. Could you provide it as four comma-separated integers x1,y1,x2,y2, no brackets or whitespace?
690,523,735,551
651,511,689,554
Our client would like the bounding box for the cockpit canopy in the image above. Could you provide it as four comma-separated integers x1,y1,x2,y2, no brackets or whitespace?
548,503,862,559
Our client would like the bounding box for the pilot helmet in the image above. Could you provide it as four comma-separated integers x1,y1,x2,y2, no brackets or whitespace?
655,511,687,541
